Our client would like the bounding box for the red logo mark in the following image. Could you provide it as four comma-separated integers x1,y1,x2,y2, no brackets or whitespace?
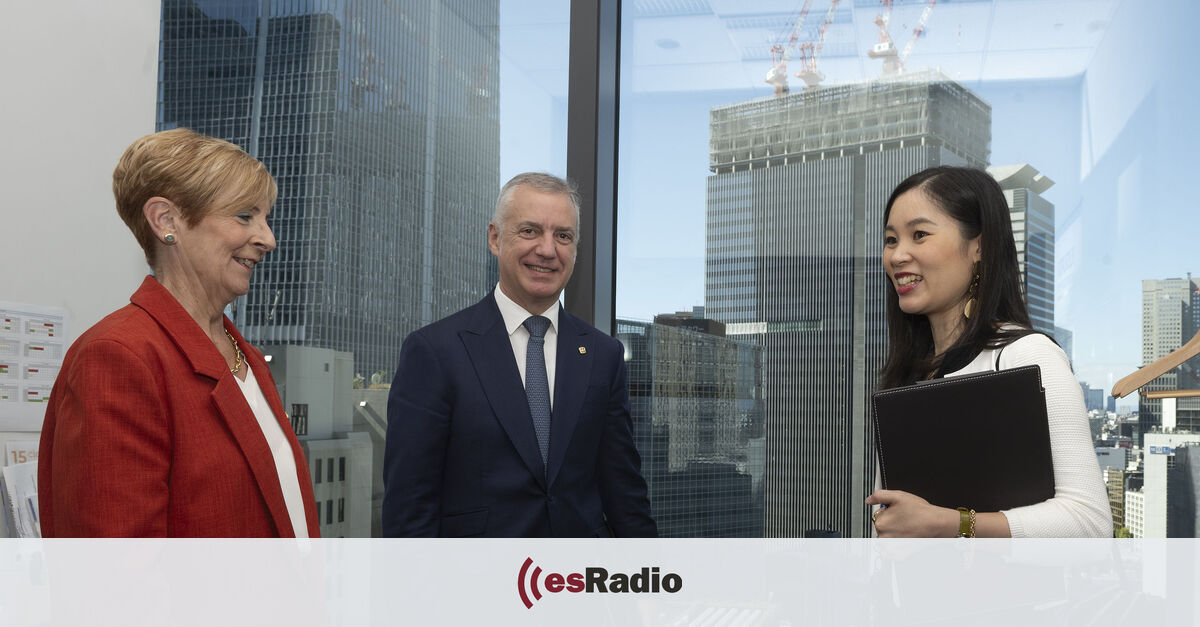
517,557,541,609
517,557,587,609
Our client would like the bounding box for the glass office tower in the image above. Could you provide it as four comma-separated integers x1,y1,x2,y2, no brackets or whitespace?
705,72,991,536
158,0,500,376
989,164,1056,336
618,316,765,537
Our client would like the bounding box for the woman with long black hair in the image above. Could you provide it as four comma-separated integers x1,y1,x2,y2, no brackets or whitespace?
867,166,1109,538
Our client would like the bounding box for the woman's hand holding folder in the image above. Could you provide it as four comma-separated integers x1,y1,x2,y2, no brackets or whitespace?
867,489,1012,538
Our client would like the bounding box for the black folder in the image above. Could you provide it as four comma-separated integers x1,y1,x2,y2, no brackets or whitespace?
871,364,1055,512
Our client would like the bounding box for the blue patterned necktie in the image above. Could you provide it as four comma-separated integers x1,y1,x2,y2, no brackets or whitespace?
523,315,552,466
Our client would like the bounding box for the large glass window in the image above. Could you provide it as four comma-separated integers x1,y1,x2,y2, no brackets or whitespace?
23,0,569,538
14,0,1200,540
616,0,1197,537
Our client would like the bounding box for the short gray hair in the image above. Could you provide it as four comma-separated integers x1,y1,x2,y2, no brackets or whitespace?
492,172,582,232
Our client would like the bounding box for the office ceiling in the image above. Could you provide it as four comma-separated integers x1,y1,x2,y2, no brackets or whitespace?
501,0,1120,95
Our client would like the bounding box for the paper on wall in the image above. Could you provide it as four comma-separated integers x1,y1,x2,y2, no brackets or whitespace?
0,301,68,431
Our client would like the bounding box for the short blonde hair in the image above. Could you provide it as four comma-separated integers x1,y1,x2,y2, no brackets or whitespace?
113,128,277,267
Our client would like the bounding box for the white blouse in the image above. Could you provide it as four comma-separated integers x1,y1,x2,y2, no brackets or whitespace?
235,363,310,538
944,333,1111,537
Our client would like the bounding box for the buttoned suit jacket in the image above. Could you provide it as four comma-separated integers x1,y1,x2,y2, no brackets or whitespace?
382,292,656,537
38,276,320,537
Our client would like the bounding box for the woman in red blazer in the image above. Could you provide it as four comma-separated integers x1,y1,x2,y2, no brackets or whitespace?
38,129,319,537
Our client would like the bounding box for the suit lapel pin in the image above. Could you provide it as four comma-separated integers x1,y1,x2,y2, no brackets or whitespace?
578,346,587,355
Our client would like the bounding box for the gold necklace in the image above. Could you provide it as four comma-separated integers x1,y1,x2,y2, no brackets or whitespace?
224,329,244,374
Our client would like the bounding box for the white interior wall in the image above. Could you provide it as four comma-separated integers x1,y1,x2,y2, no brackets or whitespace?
0,2,160,446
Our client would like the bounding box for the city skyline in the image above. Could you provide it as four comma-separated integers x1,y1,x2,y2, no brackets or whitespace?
131,0,1200,413
615,1,1199,414
617,83,1190,414
4,0,1199,545
154,1,1195,540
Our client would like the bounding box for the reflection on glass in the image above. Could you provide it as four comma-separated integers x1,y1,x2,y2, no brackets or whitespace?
157,0,566,537
159,0,501,377
616,0,1198,537
619,312,765,537
707,71,991,537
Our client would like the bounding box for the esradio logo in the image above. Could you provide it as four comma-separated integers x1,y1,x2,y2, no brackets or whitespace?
516,557,683,609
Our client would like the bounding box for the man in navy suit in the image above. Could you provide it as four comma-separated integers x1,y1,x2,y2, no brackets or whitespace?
383,172,656,537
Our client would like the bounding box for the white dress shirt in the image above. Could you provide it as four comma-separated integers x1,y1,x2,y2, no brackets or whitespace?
494,284,560,409
235,363,311,538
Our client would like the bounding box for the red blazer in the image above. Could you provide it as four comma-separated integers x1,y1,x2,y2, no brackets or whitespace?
38,276,320,537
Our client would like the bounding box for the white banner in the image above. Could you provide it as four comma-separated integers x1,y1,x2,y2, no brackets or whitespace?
0,539,1193,626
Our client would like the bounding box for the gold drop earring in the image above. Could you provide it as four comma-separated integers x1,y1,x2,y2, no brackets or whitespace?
963,263,980,319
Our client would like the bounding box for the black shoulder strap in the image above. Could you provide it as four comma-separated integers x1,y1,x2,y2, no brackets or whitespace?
994,330,1055,370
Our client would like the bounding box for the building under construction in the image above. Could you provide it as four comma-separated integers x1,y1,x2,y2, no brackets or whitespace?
704,71,991,537
711,70,989,174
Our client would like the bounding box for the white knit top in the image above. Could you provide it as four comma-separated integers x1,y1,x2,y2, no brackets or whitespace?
944,333,1111,537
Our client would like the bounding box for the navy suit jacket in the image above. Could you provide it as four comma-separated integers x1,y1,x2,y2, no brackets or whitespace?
382,293,656,537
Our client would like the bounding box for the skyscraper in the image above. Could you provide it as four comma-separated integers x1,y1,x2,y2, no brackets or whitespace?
618,316,765,537
988,164,1055,336
1141,430,1200,537
158,0,501,376
1167,443,1200,538
1140,276,1200,439
1105,467,1127,534
1125,487,1145,537
705,72,991,536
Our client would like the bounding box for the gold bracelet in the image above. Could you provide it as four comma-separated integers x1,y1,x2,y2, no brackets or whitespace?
956,507,976,538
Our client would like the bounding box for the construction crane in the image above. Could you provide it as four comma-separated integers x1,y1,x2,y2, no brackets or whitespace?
899,0,937,64
764,0,814,95
867,0,936,76
794,0,841,89
866,0,899,75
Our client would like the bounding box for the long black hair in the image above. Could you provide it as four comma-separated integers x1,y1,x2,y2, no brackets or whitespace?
878,166,1033,389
